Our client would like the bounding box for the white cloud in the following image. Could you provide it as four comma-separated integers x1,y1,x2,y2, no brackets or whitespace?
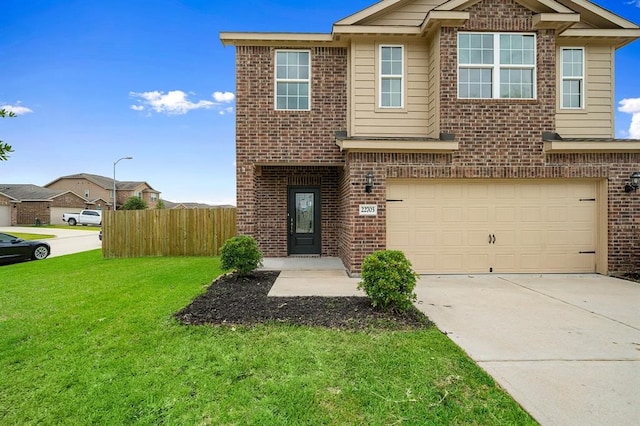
129,90,214,115
618,98,640,139
130,90,236,115
213,91,235,103
627,1,640,7
1,103,33,115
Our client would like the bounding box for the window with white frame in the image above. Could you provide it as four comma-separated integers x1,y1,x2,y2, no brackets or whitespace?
275,50,310,110
458,32,536,99
84,189,90,198
379,45,404,108
560,47,584,109
151,194,157,202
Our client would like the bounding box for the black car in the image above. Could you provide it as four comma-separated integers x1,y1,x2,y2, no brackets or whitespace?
0,232,51,264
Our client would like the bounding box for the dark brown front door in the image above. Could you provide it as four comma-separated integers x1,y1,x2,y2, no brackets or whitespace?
288,187,321,255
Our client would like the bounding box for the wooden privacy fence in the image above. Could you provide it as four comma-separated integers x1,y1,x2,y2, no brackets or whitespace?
102,208,236,258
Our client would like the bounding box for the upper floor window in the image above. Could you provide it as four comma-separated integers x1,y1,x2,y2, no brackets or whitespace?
84,189,90,198
275,50,310,110
458,33,536,99
151,194,157,202
560,47,584,109
379,45,404,108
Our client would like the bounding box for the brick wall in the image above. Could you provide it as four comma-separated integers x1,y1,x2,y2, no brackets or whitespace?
235,45,348,240
17,202,50,225
255,166,341,257
440,0,555,167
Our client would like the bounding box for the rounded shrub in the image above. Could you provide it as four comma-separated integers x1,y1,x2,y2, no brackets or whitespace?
357,250,418,313
220,235,263,276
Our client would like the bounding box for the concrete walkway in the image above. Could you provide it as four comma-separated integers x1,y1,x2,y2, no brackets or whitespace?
265,258,640,426
263,257,363,297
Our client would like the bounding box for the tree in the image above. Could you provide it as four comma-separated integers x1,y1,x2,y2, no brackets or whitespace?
155,199,166,209
121,196,148,210
0,109,16,161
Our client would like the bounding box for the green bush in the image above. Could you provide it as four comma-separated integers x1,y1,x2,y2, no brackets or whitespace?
357,250,418,313
220,235,263,276
121,196,148,210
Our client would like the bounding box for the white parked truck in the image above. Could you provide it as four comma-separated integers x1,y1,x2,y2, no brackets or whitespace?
62,209,102,226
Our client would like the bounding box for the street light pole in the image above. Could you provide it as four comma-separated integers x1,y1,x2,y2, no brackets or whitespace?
113,156,133,210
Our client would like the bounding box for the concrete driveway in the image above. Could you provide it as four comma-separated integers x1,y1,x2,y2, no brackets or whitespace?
415,274,640,426
0,226,101,258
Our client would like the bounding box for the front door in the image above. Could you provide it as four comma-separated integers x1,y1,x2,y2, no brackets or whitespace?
288,187,321,255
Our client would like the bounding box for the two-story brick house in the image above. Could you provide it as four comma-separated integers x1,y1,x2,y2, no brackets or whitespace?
221,0,640,276
45,173,160,210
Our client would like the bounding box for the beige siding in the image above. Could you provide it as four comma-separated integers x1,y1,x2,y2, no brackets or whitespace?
47,179,110,202
351,38,430,137
556,44,615,138
360,0,440,26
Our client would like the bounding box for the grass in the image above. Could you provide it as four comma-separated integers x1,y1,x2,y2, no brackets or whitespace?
0,251,536,425
27,224,101,230
7,232,56,240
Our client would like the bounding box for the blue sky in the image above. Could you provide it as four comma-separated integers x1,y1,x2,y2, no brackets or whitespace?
1,0,639,205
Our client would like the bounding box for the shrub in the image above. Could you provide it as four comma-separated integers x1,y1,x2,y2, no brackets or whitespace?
220,235,263,276
357,250,418,313
121,196,148,210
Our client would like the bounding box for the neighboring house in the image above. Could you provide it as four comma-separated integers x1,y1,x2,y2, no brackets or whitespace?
45,173,160,210
163,201,235,209
221,0,640,276
0,191,19,226
0,184,90,225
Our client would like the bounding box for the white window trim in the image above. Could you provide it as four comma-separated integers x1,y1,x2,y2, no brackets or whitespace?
379,44,405,109
560,47,585,110
274,49,311,111
458,32,537,100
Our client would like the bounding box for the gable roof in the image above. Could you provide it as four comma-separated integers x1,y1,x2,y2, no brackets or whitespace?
222,0,639,48
0,191,19,202
45,173,158,193
338,0,637,28
0,184,80,202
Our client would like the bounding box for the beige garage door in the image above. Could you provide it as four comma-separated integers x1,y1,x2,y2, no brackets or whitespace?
387,179,599,274
0,206,10,226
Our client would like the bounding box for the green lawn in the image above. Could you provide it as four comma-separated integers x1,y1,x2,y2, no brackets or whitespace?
0,251,536,425
7,232,56,240
27,224,101,230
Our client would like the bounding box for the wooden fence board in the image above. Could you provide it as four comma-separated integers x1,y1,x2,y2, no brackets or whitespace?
102,208,237,258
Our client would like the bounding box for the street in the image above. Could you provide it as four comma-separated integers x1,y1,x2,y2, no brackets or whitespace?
0,226,101,258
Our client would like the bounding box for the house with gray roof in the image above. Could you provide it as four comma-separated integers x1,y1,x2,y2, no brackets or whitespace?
45,173,160,210
0,184,90,225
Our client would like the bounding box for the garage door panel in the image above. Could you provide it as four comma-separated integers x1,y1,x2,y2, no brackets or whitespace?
415,207,435,223
468,230,490,247
416,231,435,246
521,230,543,246
522,207,542,222
387,179,599,274
468,207,489,222
443,207,463,222
388,231,409,247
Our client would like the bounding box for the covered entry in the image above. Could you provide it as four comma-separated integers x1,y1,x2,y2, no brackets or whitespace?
387,179,602,274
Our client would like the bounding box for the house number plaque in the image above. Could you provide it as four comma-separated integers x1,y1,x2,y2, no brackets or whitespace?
359,204,378,216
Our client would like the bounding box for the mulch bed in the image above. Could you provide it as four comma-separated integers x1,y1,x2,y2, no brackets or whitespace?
175,270,431,330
